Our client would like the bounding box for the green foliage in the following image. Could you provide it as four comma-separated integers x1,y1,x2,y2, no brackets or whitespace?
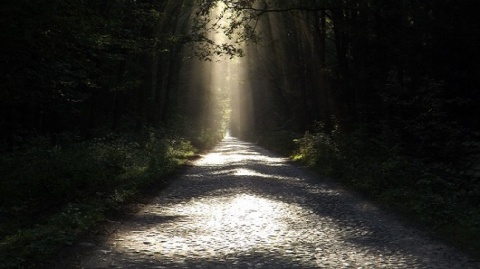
0,203,104,268
169,116,226,150
293,123,339,169
191,128,224,149
293,120,480,253
0,0,196,149
0,128,196,268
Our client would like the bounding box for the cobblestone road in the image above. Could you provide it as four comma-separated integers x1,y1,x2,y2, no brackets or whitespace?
78,137,478,268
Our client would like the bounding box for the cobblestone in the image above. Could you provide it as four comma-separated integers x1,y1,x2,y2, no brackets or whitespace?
77,137,479,268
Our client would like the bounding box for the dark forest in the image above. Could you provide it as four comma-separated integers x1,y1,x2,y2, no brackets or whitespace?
1,0,479,267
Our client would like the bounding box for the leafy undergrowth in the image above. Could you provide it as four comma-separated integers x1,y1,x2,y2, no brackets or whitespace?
0,128,198,268
260,124,480,257
293,124,480,256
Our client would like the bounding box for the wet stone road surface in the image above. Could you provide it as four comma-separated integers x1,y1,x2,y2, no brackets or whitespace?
77,137,478,268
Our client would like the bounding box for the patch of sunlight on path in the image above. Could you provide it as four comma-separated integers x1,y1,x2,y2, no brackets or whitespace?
120,194,300,256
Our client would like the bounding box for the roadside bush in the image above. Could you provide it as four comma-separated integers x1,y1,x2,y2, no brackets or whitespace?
0,128,196,268
293,119,480,253
190,127,223,150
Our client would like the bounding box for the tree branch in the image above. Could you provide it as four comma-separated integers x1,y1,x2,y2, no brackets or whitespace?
224,3,359,16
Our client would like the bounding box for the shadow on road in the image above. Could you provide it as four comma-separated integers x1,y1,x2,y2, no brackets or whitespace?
75,137,478,269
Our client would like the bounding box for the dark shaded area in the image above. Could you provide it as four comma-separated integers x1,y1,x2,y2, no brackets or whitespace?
83,251,307,269
0,0,220,151
231,1,480,137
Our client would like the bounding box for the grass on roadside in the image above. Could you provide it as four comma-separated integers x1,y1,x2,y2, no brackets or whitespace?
293,128,480,256
257,125,480,257
0,128,197,268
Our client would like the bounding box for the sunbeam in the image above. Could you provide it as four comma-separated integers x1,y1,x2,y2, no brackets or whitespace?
190,1,260,140
180,2,253,140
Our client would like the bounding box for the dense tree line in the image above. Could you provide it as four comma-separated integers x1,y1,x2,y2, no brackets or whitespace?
0,0,231,151
221,0,479,140
211,0,479,167
7,0,477,156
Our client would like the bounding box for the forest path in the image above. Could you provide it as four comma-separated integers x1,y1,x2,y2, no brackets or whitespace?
77,137,477,268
